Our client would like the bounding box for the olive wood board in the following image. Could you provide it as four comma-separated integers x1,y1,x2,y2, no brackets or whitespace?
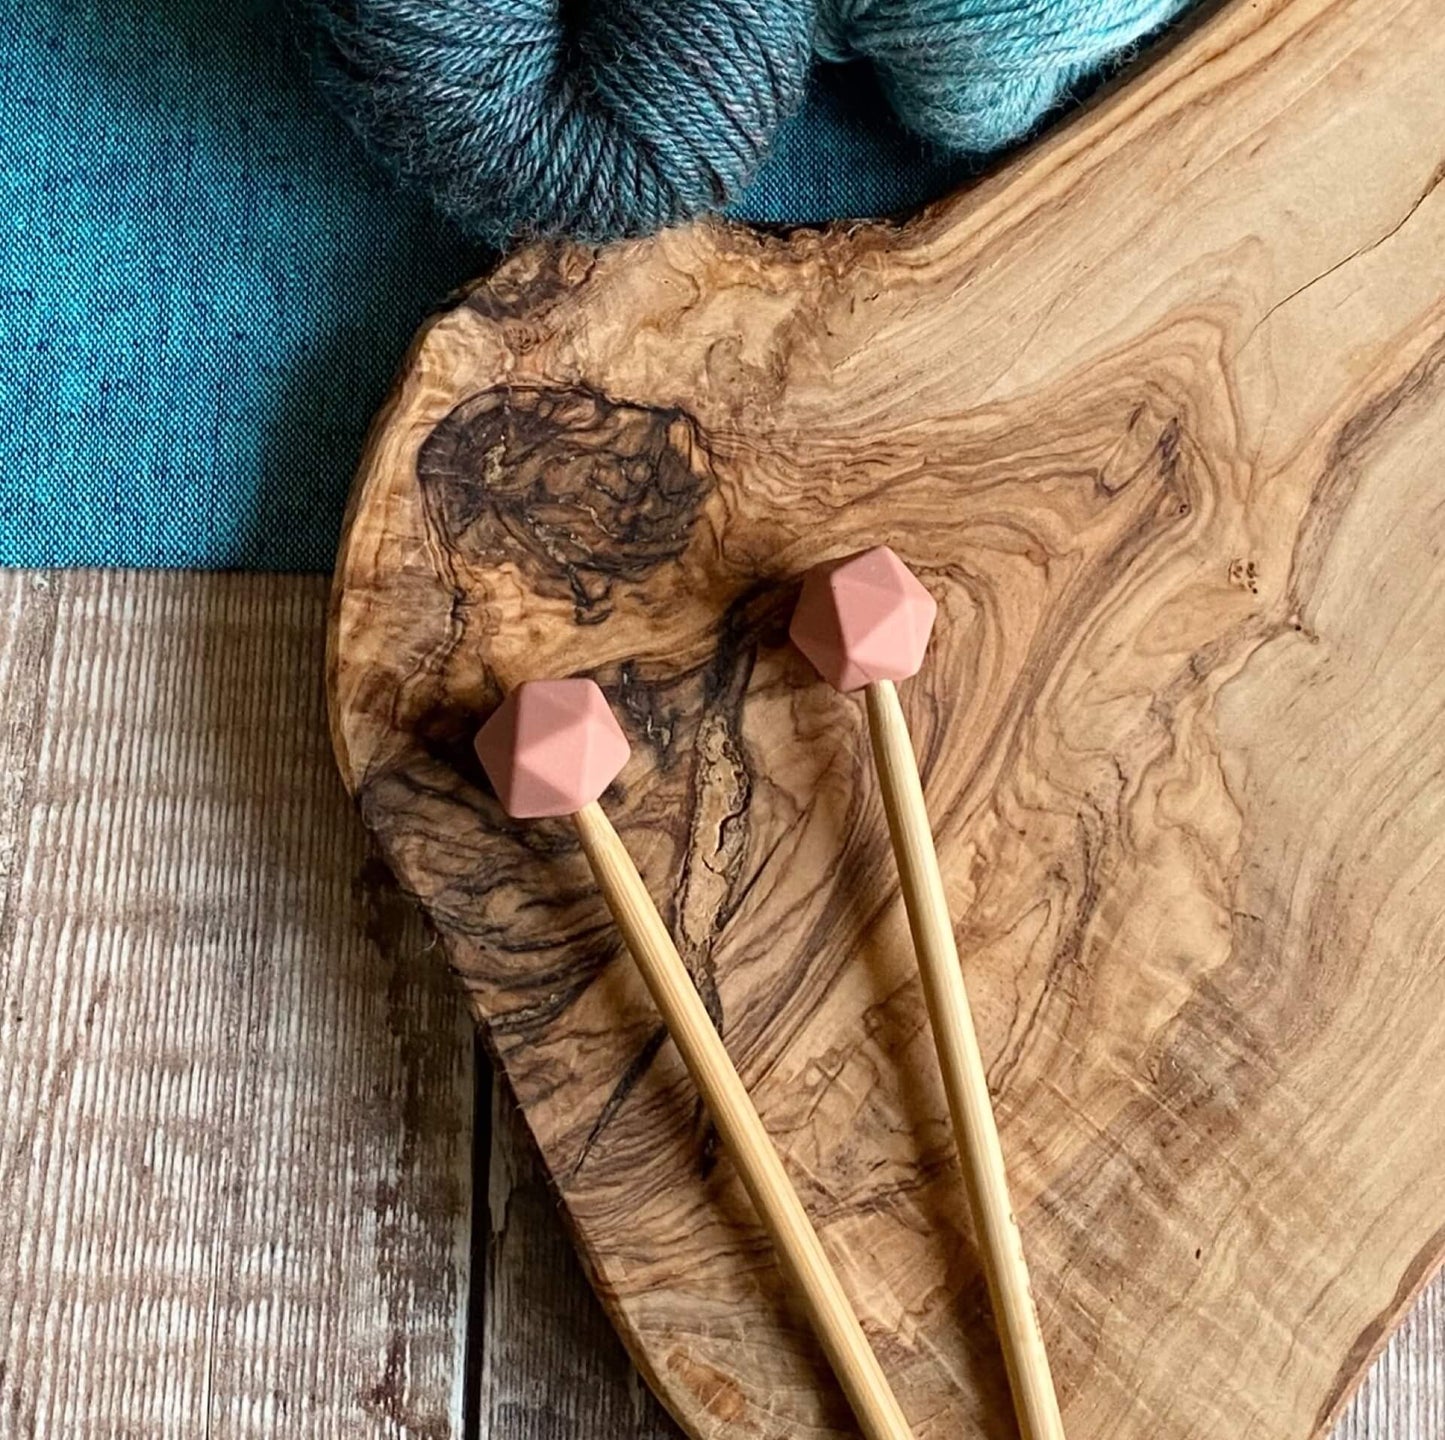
327,0,1445,1434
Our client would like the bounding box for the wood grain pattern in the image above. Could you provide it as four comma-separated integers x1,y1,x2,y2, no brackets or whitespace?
569,797,917,1440
481,1076,682,1440
0,570,474,1438
329,0,1445,1436
481,1074,1445,1440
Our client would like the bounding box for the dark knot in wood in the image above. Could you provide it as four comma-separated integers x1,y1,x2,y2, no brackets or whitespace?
417,384,713,619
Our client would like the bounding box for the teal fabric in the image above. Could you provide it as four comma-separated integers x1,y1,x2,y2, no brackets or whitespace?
0,2,984,569
735,65,976,226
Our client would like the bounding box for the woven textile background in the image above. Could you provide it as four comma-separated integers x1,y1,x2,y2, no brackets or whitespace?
0,0,972,570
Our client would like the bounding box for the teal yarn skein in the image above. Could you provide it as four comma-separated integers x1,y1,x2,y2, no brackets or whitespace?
307,0,816,240
816,0,1189,151
307,0,1191,242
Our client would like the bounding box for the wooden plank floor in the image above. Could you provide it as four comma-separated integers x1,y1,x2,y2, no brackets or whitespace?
0,571,473,1437
0,570,1438,1438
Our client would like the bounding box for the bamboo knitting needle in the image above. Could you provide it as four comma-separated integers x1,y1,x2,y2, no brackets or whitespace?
474,677,916,1440
790,546,1065,1440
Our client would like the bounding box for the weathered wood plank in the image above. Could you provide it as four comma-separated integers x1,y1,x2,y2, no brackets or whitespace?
0,570,473,1438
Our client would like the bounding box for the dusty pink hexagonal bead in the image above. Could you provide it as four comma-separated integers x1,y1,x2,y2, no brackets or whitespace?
474,678,630,819
789,545,938,693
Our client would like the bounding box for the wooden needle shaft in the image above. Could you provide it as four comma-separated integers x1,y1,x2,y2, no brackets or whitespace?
572,800,916,1440
865,680,1064,1440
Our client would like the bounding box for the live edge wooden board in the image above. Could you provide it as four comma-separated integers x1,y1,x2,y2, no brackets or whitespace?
327,0,1445,1435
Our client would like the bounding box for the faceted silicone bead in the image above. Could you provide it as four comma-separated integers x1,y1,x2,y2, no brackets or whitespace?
474,678,630,819
789,545,938,692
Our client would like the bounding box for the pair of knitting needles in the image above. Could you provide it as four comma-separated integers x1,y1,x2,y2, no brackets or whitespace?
474,546,1062,1440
